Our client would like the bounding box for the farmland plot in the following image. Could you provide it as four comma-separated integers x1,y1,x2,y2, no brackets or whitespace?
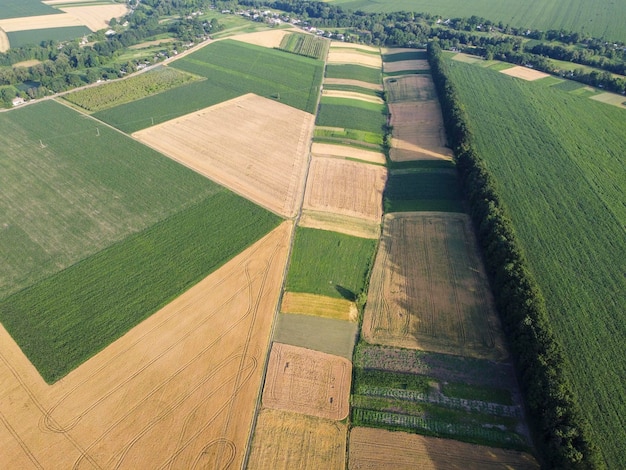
500,66,550,81
133,93,314,218
384,59,430,74
262,343,352,420
327,49,382,68
311,142,386,165
363,213,507,361
231,29,293,48
299,210,382,239
0,222,291,469
281,292,358,322
323,77,383,91
322,88,384,104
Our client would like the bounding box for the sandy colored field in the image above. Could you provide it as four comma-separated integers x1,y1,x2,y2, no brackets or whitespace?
281,292,357,322
323,77,383,91
327,50,382,68
330,41,379,53
383,59,429,73
60,5,128,32
312,142,386,164
0,222,291,469
388,101,453,161
248,408,347,470
262,343,351,420
133,94,314,218
362,213,507,361
303,156,386,222
0,14,83,32
299,210,381,239
590,91,626,108
322,89,384,104
500,65,550,81
348,427,539,470
0,28,9,53
232,28,293,48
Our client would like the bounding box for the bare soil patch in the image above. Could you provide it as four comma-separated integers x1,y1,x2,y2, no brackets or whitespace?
362,213,507,361
262,343,352,420
303,156,387,222
248,408,347,470
383,59,429,73
281,292,358,322
0,29,10,52
349,427,539,469
311,142,386,164
0,222,291,469
385,74,437,102
133,94,314,218
322,89,384,104
323,77,383,91
300,210,381,239
231,29,293,48
327,50,382,68
500,65,550,81
0,14,83,32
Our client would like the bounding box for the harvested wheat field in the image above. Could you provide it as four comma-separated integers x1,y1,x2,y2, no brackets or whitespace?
232,29,293,48
362,213,507,361
0,28,9,53
281,292,358,322
262,342,352,420
0,14,83,32
327,50,382,68
133,94,314,218
330,41,379,53
0,222,292,469
248,408,347,470
348,427,539,470
383,59,429,73
304,156,387,222
322,89,384,104
60,4,128,31
300,210,381,239
500,65,550,81
311,142,386,165
323,77,383,91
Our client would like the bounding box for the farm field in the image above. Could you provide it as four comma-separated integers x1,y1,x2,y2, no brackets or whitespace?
348,427,538,469
314,126,384,148
322,88,384,104
0,0,59,19
231,28,293,49
262,343,352,420
327,47,382,68
0,221,291,469
384,59,430,73
311,142,386,164
6,25,90,49
247,409,347,470
94,40,324,133
277,31,330,60
446,59,626,467
325,63,382,84
316,98,387,135
133,93,314,218
281,292,358,322
323,77,383,91
363,212,507,361
299,210,382,239
500,65,550,81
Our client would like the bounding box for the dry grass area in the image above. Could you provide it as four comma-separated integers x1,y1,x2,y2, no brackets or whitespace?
348,427,539,469
0,222,292,469
12,59,41,67
300,210,381,239
327,50,382,68
248,408,347,470
322,89,384,104
311,142,386,165
500,65,550,81
383,59,429,73
323,77,383,91
281,292,358,322
133,94,314,218
0,14,83,32
590,91,626,108
128,38,176,49
231,29,293,48
0,29,10,53
362,213,507,361
303,156,387,222
262,343,352,420
330,41,379,53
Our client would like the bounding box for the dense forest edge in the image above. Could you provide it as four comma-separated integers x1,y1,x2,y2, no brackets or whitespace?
427,41,603,470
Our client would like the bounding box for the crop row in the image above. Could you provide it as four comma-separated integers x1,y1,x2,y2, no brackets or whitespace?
278,32,330,60
325,64,381,84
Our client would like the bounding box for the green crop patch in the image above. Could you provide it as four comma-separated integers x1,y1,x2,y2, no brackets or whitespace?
7,26,91,49
326,64,381,84
314,127,384,147
383,169,464,213
316,103,387,135
320,95,385,112
278,32,330,60
383,50,427,62
0,0,60,19
285,227,377,300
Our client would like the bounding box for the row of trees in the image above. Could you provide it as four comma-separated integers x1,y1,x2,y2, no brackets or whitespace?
427,40,603,469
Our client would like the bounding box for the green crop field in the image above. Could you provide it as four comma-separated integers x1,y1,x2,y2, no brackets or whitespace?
325,64,381,84
94,40,324,133
278,32,330,60
447,59,626,467
322,83,381,97
7,26,91,49
314,127,383,147
0,0,59,19
325,0,626,42
316,101,387,134
285,227,377,300
383,50,427,62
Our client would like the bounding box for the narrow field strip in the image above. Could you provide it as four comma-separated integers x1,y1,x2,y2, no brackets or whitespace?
322,89,384,104
323,78,383,90
281,292,358,322
311,142,386,164
299,210,381,239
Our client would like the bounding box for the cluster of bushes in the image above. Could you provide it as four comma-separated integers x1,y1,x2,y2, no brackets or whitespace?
427,40,603,469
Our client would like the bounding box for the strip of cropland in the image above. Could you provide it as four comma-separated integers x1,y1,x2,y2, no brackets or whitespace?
446,58,626,467
0,0,60,19
7,26,91,48
94,40,324,133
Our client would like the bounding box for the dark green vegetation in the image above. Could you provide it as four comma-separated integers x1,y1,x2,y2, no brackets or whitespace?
0,0,59,19
63,66,201,112
278,32,329,60
325,63,381,84
95,40,324,132
7,26,92,49
383,50,427,62
285,228,377,301
430,42,608,468
316,98,387,135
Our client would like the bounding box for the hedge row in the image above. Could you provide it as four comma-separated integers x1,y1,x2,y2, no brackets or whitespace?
427,41,602,469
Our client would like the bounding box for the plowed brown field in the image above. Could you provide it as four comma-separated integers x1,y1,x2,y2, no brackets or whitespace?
262,343,351,420
348,427,539,469
383,59,429,73
362,213,507,361
0,222,292,469
133,94,314,218
247,409,347,470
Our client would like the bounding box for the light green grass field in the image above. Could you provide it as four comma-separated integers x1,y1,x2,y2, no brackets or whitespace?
7,26,91,48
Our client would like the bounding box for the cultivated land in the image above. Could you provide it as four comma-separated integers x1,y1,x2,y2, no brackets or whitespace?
499,65,550,81
262,343,352,420
0,28,8,52
231,28,293,48
299,210,382,239
322,88,384,104
133,93,314,218
447,59,626,467
311,142,386,164
248,409,347,470
317,98,387,135
281,292,358,322
348,427,539,469
384,59,430,73
0,0,59,19
6,25,90,49
327,49,383,68
363,213,507,361
325,64,382,84
0,222,291,469
323,77,383,91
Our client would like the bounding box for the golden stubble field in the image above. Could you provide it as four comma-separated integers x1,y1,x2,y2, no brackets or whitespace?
348,427,539,469
281,292,358,322
362,213,507,361
322,89,384,104
0,5,127,33
0,222,292,469
262,342,352,420
327,43,382,68
231,29,294,48
0,28,9,53
500,65,550,81
133,94,314,218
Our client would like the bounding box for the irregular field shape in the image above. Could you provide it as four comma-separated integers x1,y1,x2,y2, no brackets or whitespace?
500,66,550,81
311,142,386,164
304,156,387,222
348,427,539,470
0,222,291,469
231,28,293,48
322,89,384,104
59,4,128,31
384,59,429,73
299,210,381,239
281,292,358,322
133,94,314,218
248,408,347,470
323,77,383,90
363,213,507,361
262,343,352,420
